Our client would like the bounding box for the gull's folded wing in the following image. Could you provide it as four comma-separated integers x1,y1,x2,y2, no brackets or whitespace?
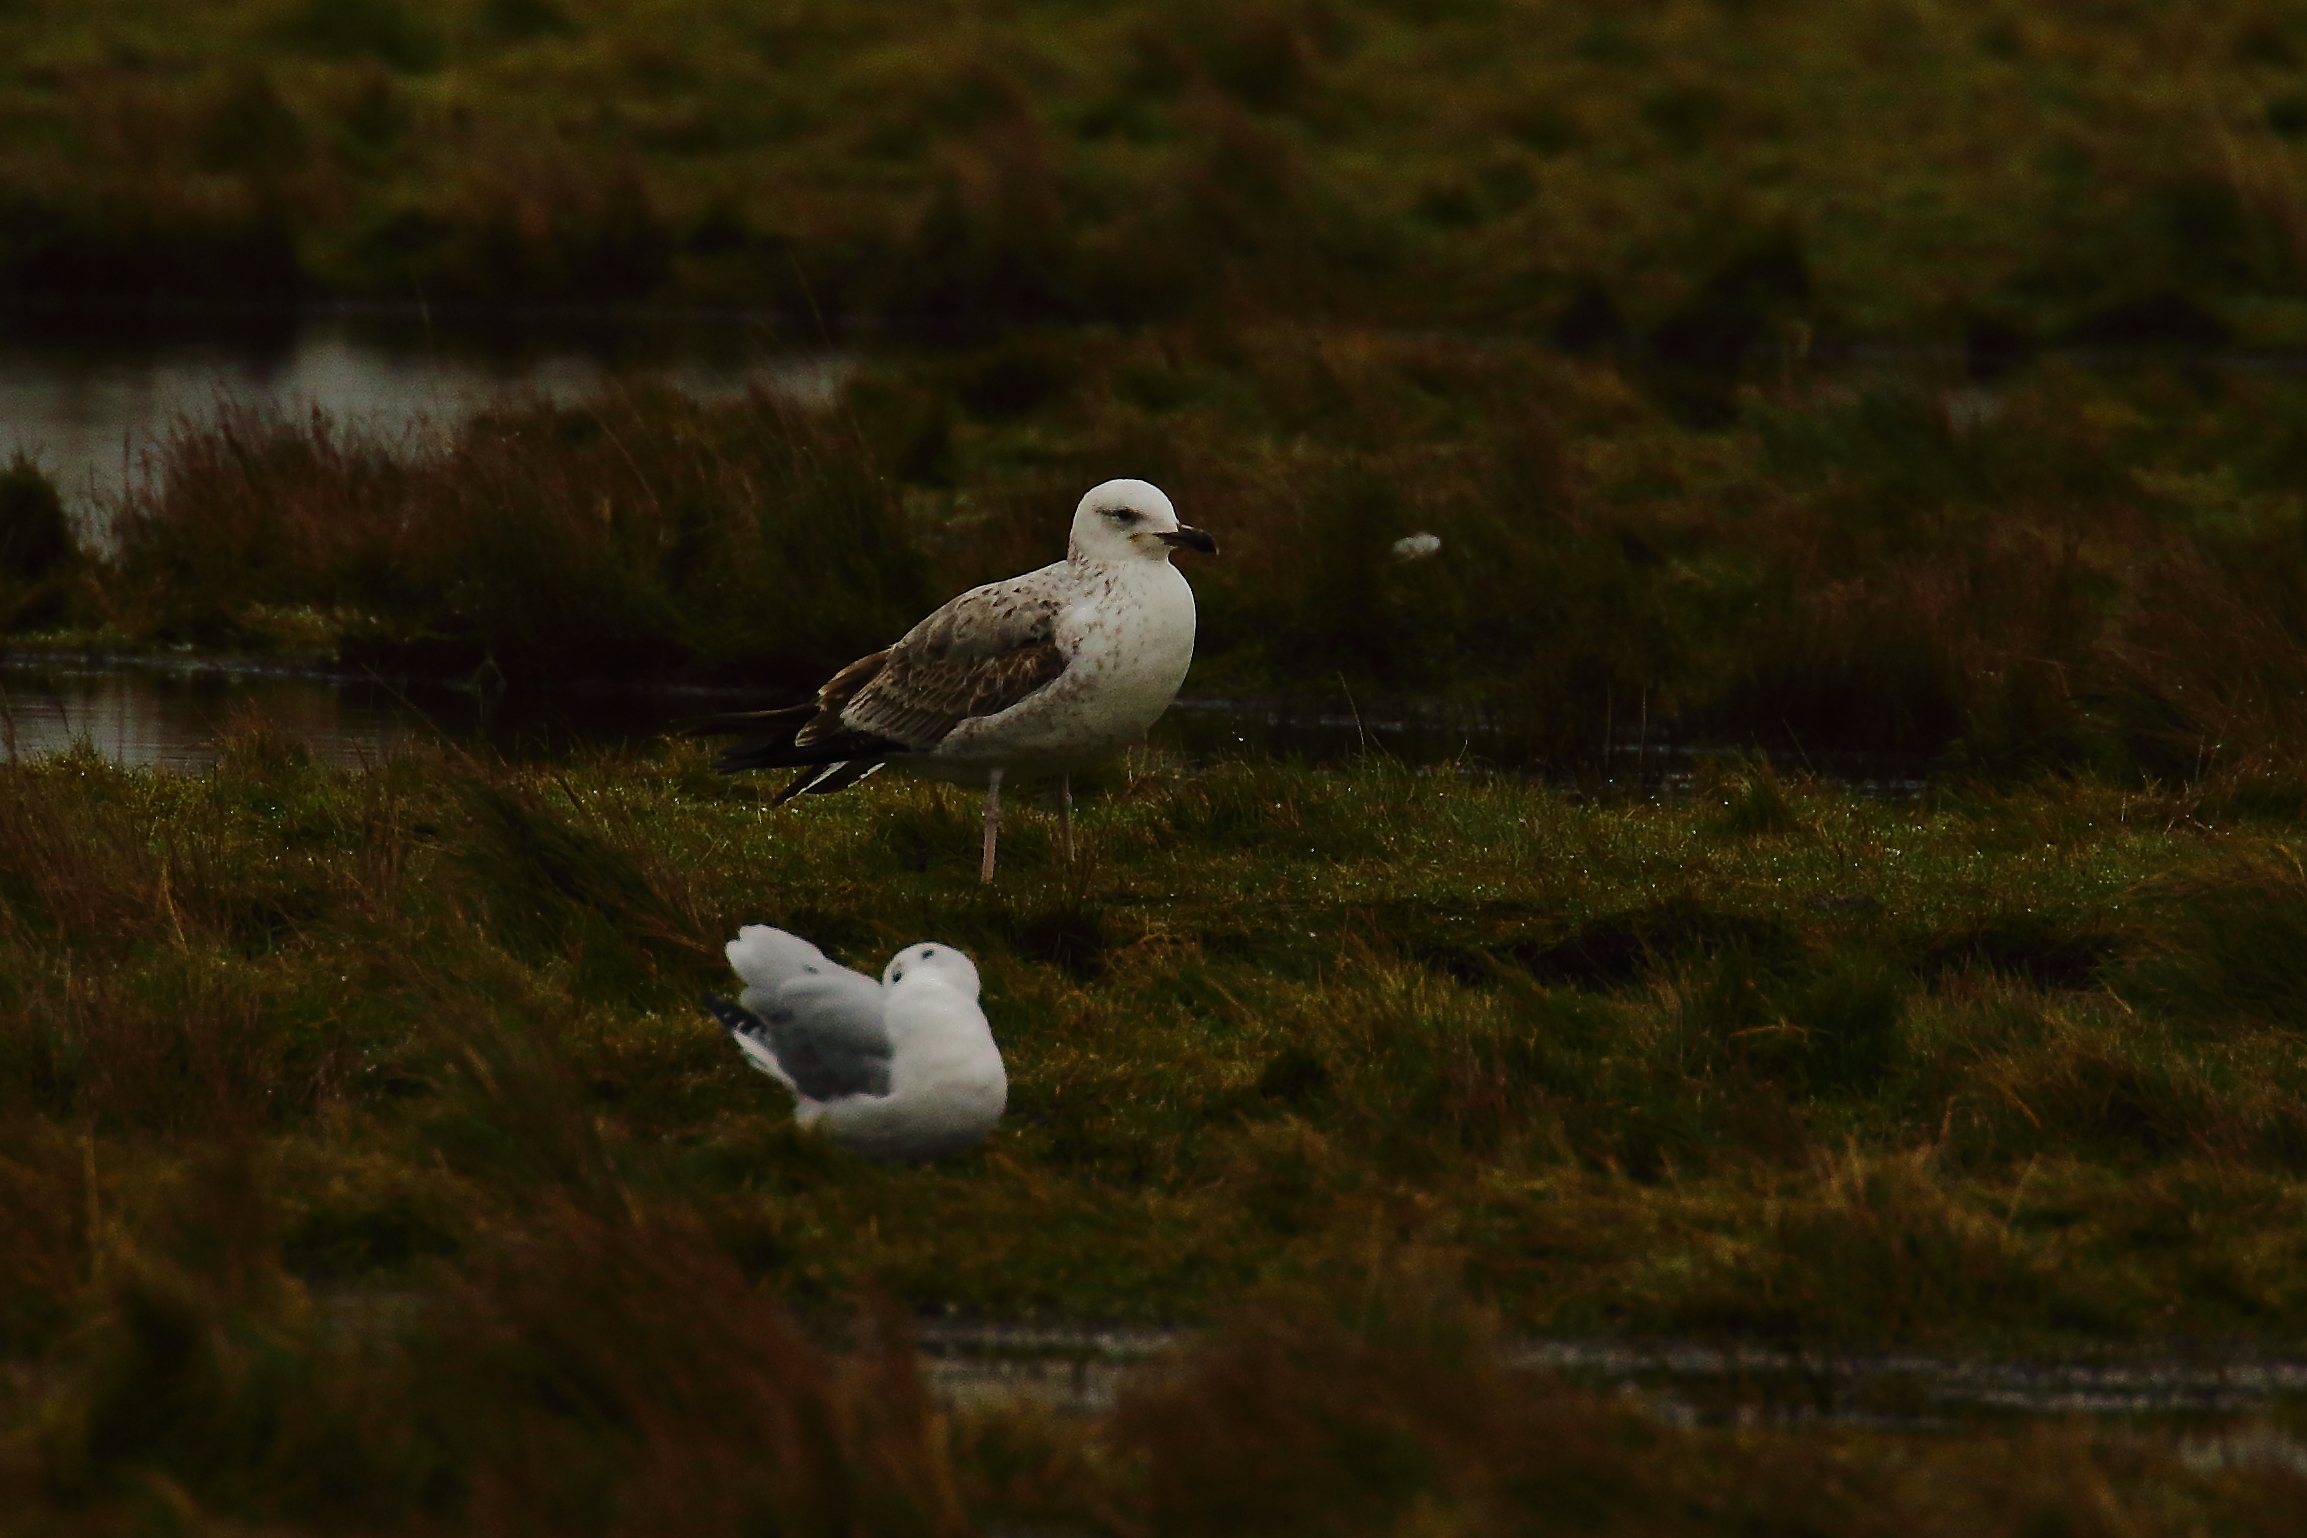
838,576,1071,749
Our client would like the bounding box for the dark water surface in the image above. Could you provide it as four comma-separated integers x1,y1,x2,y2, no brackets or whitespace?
918,1321,2307,1455
0,657,1532,775
0,657,1948,791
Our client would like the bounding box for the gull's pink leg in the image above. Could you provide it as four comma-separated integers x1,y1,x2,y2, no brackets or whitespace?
980,768,1004,884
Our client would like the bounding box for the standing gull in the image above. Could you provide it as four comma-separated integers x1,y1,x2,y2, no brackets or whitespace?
699,924,1005,1162
711,478,1216,881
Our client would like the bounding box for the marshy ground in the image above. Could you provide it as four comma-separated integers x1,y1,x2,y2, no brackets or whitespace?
9,323,2307,1530
3,725,2307,1531
14,1,2307,1529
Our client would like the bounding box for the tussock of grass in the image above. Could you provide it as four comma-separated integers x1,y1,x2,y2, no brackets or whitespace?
98,392,927,686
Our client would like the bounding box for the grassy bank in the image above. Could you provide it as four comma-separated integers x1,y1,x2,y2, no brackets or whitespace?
7,730,2307,1526
19,327,2307,781
7,1,2307,347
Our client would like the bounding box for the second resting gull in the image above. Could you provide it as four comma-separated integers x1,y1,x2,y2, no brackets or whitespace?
700,925,1004,1162
712,477,1217,880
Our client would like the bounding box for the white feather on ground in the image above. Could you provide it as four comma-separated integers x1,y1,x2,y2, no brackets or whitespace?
699,924,1006,1162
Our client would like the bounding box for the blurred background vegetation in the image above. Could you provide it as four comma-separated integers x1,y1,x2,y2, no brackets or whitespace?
4,0,2307,348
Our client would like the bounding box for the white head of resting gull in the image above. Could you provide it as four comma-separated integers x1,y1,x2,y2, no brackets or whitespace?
698,924,1005,1162
711,478,1217,881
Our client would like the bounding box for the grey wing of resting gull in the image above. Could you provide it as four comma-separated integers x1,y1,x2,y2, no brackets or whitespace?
700,924,890,1099
699,930,1007,1162
700,477,1217,883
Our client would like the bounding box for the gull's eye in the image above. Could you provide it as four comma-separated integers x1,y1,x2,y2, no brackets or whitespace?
1105,507,1140,524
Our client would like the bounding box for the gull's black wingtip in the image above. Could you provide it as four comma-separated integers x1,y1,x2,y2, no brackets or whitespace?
699,992,762,1037
715,727,908,779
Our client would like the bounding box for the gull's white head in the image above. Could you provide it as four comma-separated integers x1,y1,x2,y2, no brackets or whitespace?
1067,478,1219,566
882,942,982,1000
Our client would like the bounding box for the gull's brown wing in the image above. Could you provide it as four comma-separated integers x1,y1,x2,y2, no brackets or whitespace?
835,575,1071,749
791,649,893,745
712,569,1073,788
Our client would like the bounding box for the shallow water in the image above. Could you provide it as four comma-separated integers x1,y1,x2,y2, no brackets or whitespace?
916,1319,2307,1436
0,305,850,523
0,658,683,771
0,657,1947,790
0,657,1536,774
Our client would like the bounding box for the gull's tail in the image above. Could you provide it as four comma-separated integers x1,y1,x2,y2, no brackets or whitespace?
707,720,904,801
700,991,795,1088
772,759,886,799
693,649,902,800
700,990,767,1039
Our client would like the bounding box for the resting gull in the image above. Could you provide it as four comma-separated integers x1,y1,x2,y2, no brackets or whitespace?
710,478,1216,881
699,924,1005,1162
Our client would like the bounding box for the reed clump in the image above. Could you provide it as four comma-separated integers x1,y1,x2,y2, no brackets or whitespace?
0,455,80,633
99,391,928,687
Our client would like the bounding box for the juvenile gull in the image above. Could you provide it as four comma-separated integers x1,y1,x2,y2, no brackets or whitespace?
711,478,1216,881
699,924,1005,1162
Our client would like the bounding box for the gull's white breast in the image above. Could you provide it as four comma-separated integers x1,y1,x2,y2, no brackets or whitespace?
935,561,1197,767
808,979,1006,1161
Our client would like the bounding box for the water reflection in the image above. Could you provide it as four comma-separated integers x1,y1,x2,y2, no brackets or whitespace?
0,662,699,772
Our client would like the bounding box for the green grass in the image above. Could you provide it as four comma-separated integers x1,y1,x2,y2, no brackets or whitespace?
6,729,2307,1341
7,727,2307,1526
8,0,2307,347
10,728,2307,1529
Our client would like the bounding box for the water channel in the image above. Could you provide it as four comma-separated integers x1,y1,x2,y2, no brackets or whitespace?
915,1319,2307,1446
0,651,1539,776
0,303,851,524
